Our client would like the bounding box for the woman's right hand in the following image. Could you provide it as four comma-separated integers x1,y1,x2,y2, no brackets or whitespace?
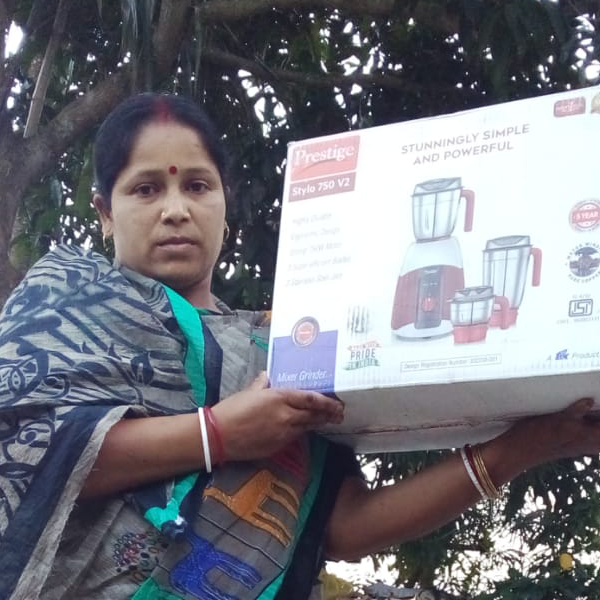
80,372,343,499
211,372,344,462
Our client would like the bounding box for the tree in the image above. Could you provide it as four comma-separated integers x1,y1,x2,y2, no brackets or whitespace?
1,1,599,598
0,0,423,308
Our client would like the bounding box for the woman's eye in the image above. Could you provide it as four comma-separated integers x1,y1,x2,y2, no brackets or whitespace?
134,184,157,197
188,180,209,194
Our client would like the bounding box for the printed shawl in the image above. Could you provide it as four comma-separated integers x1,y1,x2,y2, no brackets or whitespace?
0,245,326,600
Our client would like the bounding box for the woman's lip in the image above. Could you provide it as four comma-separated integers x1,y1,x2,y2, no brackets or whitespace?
157,241,196,251
158,239,195,246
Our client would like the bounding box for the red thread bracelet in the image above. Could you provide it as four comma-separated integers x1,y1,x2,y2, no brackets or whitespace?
204,406,225,466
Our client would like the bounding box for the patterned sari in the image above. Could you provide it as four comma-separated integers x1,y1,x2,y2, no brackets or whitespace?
0,245,329,600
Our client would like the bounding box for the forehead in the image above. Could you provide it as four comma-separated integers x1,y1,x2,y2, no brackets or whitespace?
126,121,215,170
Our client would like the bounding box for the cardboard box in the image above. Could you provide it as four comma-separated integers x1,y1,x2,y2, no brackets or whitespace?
268,85,600,452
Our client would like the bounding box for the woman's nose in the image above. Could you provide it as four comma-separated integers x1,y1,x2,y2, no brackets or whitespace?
160,194,190,223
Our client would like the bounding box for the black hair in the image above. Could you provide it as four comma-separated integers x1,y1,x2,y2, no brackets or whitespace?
93,93,230,208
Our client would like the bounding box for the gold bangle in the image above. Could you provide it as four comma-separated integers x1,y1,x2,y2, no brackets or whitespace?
460,446,487,500
471,444,501,499
471,446,497,499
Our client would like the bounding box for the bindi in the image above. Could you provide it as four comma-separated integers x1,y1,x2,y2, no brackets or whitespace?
168,165,178,175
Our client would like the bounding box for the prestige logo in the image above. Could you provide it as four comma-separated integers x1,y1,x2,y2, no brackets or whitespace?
290,135,360,182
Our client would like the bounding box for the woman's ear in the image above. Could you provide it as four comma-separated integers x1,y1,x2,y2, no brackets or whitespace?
93,194,113,237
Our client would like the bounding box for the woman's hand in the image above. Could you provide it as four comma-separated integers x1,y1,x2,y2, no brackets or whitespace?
80,373,342,499
211,372,344,462
484,398,600,477
325,398,600,561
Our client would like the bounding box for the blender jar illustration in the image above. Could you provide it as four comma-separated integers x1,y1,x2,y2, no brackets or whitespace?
450,286,509,343
391,177,475,339
483,235,542,328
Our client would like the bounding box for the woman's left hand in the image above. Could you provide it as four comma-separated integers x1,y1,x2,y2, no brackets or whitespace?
485,397,600,476
325,397,600,561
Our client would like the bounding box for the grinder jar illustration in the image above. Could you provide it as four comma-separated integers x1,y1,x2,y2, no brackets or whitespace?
482,235,542,328
391,177,475,339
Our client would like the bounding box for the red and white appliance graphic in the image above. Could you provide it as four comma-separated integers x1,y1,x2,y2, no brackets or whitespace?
391,177,475,339
450,286,510,344
483,235,542,328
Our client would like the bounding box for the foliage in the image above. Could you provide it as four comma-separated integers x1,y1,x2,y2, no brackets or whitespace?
1,0,600,598
5,1,598,308
368,453,600,598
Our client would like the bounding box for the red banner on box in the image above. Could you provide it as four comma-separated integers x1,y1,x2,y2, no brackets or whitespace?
554,97,586,117
288,172,356,202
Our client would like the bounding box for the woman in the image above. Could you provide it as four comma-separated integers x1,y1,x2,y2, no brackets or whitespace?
0,93,598,600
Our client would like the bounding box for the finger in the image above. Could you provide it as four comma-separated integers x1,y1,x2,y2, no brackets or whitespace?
562,397,594,417
248,371,269,391
285,390,343,415
289,407,343,428
295,403,345,424
290,409,342,429
583,410,600,423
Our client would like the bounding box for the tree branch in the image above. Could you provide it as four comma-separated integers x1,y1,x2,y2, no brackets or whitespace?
153,0,192,75
196,0,464,39
0,0,195,304
203,47,451,94
23,0,73,138
25,0,57,33
196,0,397,22
17,0,194,199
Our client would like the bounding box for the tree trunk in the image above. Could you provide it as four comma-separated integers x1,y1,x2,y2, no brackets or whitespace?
0,0,192,312
0,0,460,312
0,254,23,312
0,162,28,311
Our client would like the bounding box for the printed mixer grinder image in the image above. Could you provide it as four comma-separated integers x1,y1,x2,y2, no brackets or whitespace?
483,235,542,328
391,177,475,339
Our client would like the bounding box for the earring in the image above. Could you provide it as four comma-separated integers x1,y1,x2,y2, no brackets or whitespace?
223,222,230,243
102,233,114,253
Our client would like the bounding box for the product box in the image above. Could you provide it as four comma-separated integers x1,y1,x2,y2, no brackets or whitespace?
267,85,600,452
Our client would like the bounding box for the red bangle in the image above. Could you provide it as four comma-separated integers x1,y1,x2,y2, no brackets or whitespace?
204,406,225,466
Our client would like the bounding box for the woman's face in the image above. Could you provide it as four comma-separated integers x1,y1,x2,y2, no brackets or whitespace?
95,121,226,305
